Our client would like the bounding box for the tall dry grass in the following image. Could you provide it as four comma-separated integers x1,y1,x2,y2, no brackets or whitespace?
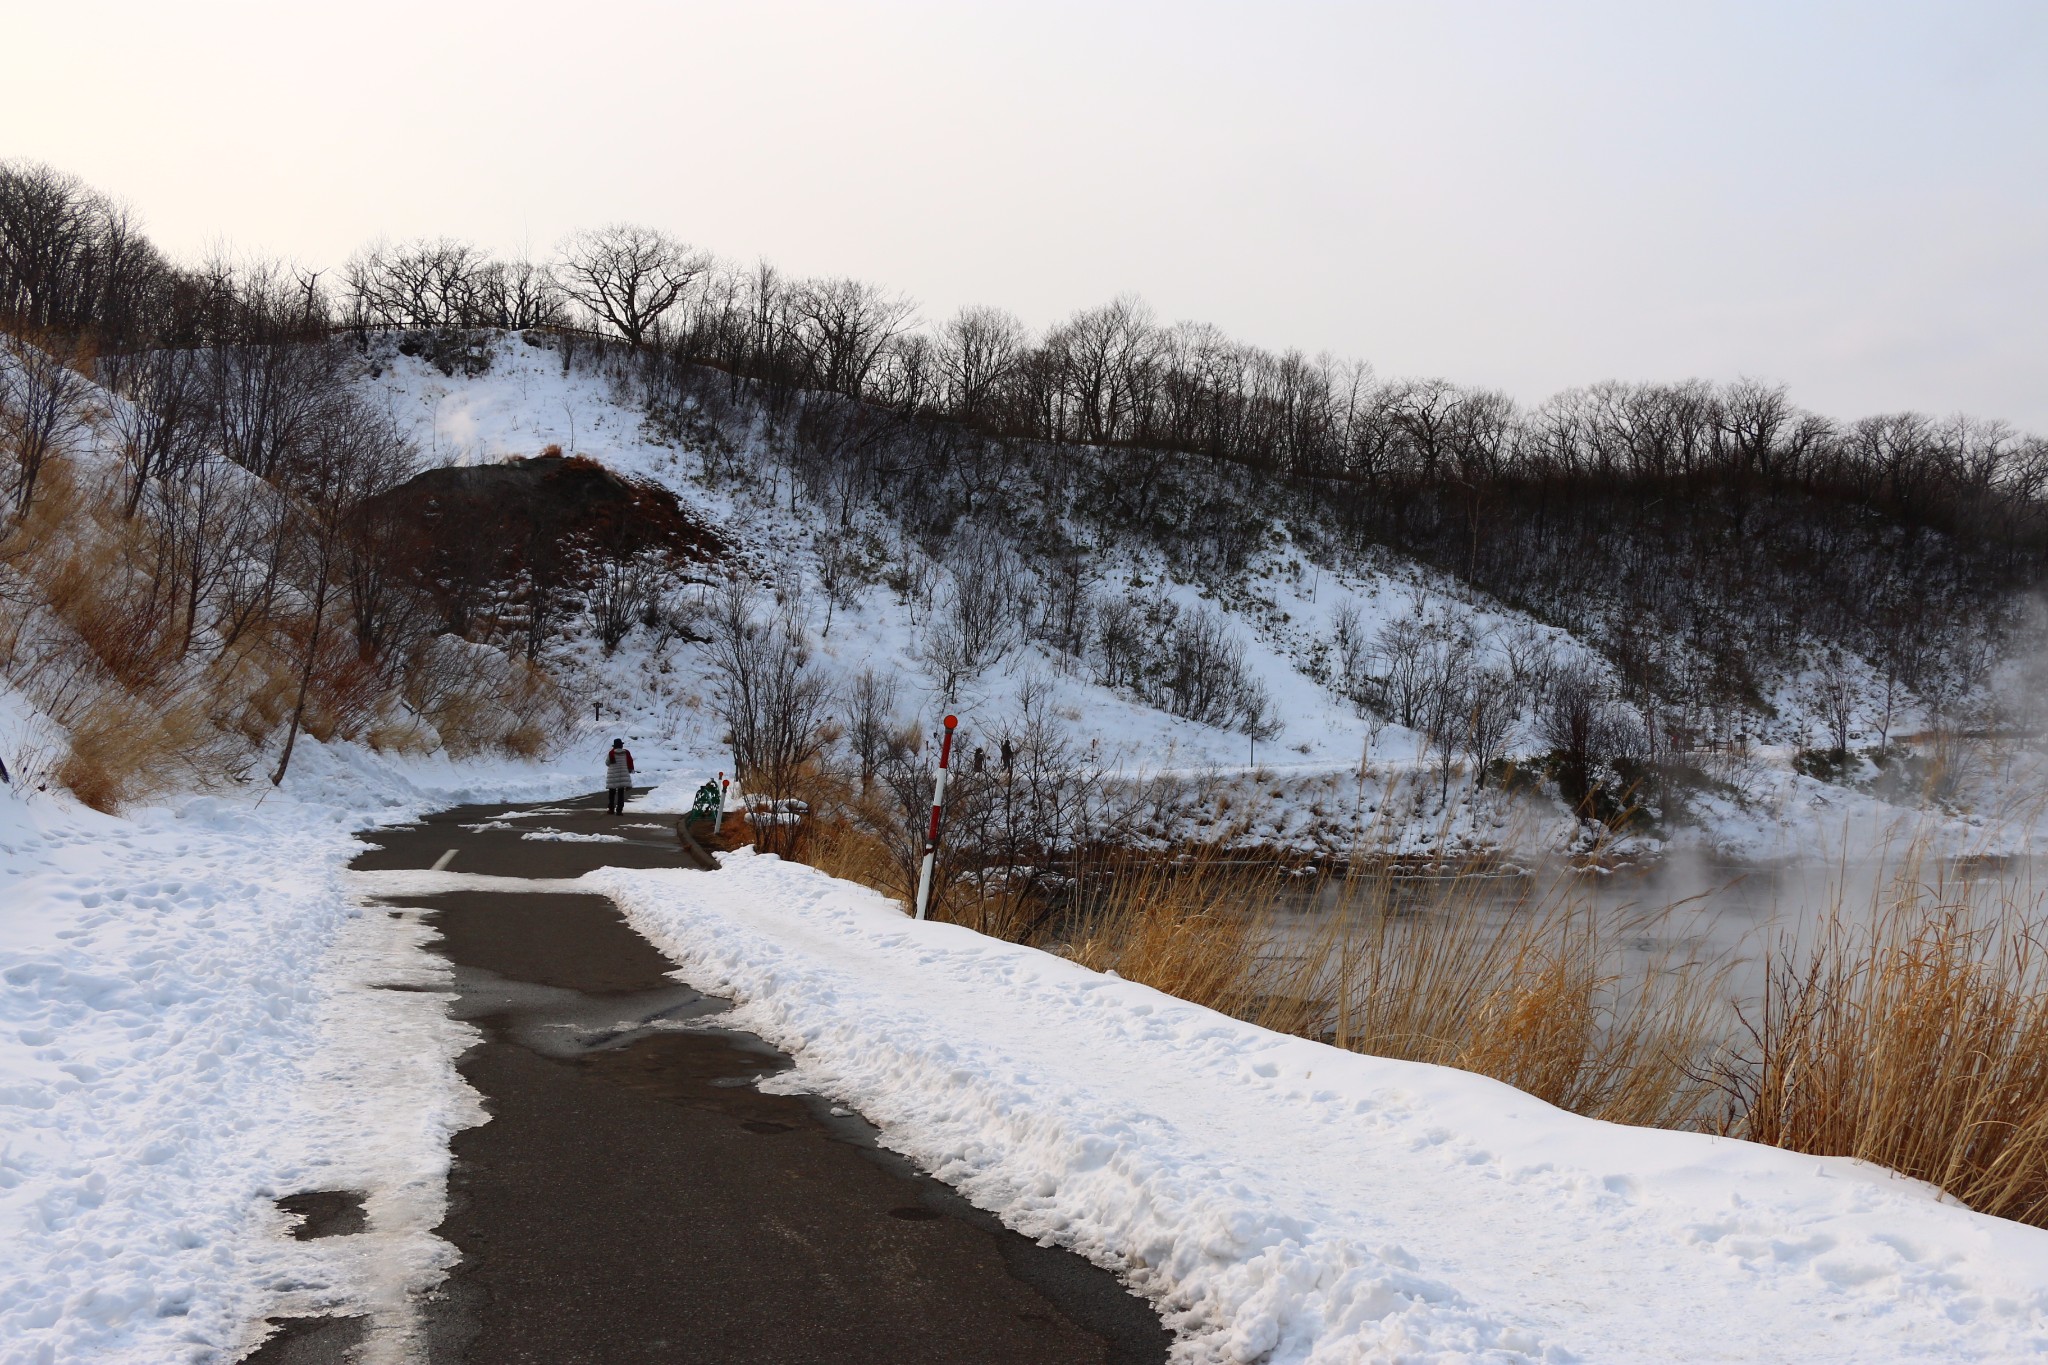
799,802,1729,1130
1326,881,1727,1126
53,680,251,809
799,808,2048,1226
1063,854,1727,1128
1,455,568,808
1712,850,2048,1224
1,459,243,806
1066,856,1298,1026
808,792,906,890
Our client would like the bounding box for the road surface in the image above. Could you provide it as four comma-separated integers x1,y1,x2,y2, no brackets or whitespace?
247,789,1169,1364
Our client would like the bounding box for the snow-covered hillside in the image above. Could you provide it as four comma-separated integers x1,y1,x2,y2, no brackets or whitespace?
360,332,2047,864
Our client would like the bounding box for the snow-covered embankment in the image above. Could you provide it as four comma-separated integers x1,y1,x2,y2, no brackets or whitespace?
598,850,2048,1365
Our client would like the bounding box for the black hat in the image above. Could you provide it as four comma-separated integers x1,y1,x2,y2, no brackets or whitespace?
612,738,624,746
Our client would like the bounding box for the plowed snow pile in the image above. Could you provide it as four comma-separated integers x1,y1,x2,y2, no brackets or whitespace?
0,733,604,1364
598,850,2048,1364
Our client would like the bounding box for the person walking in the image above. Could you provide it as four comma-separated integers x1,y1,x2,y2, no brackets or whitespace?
604,738,636,814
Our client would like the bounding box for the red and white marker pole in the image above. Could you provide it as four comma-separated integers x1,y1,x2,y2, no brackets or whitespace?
913,715,959,921
714,771,728,835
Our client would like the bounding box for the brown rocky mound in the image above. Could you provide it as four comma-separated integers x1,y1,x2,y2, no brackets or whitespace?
368,453,726,639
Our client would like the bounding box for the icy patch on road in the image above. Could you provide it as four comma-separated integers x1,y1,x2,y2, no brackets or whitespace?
346,870,591,897
519,828,628,843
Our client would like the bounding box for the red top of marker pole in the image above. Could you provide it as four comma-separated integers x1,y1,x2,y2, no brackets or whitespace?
943,715,958,729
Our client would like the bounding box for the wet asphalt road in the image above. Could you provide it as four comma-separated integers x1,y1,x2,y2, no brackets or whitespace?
326,789,1170,1364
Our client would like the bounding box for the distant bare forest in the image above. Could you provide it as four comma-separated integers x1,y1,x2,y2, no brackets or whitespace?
3,157,2041,771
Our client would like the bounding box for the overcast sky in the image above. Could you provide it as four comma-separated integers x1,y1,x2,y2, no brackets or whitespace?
14,1,2047,429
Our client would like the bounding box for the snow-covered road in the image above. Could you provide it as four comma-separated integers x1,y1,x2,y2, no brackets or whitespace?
592,850,2048,1364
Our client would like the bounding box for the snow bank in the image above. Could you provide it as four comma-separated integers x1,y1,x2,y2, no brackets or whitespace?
0,722,591,1364
596,852,2048,1364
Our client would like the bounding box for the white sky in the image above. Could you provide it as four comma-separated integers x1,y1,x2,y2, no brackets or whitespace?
13,1,2047,429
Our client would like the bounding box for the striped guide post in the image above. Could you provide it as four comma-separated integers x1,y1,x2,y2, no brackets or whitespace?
714,771,727,834
913,715,959,921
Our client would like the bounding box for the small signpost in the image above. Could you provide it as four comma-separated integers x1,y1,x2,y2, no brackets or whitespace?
913,715,959,921
714,771,728,834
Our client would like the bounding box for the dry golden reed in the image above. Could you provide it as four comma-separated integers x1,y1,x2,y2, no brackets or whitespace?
1061,854,1725,1129
1713,846,2048,1225
2,455,567,808
794,810,2048,1227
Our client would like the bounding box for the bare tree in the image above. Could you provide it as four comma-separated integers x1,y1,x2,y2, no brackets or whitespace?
938,304,1025,421
1162,605,1248,727
1032,555,1094,666
920,534,1022,699
0,331,87,517
270,399,417,785
1367,616,1474,733
200,311,342,481
556,225,708,348
587,545,665,652
788,277,917,402
1496,621,1561,698
704,583,837,846
479,258,566,329
1045,296,1156,444
208,469,293,656
1539,663,1638,816
1331,600,1368,684
0,159,169,345
101,344,203,516
874,331,940,415
844,666,905,789
1805,652,1858,756
0,161,100,330
814,529,864,637
1461,667,1522,788
341,481,429,669
1241,677,1282,761
1872,653,1904,752
1417,669,1469,807
1091,593,1147,692
344,237,490,329
146,446,261,657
